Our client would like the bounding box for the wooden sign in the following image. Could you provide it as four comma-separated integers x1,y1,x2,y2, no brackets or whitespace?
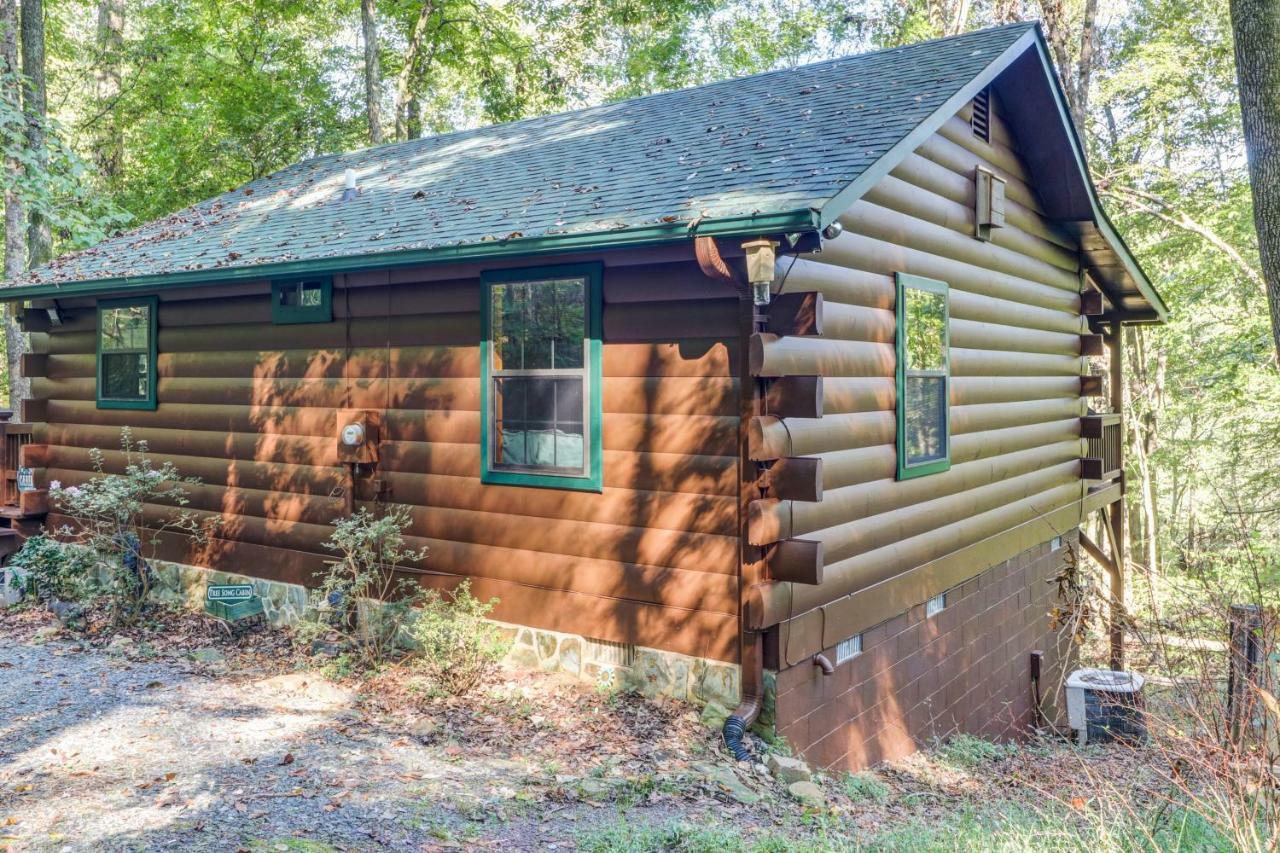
207,584,254,603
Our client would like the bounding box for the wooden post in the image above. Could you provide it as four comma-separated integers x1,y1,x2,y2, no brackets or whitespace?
1226,603,1263,748
1106,320,1126,671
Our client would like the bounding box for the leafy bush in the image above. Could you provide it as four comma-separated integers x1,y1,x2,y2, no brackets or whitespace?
406,580,509,696
50,428,208,625
7,535,96,604
308,504,429,671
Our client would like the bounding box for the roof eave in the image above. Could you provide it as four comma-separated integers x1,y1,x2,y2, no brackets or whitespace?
813,24,1168,325
0,207,822,301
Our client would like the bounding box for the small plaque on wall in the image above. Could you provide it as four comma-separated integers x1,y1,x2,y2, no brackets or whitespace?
16,468,34,492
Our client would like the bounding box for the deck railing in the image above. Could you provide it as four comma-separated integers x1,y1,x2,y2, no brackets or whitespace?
1082,412,1122,482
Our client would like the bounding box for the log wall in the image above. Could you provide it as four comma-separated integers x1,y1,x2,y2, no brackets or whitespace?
752,96,1093,666
27,257,744,661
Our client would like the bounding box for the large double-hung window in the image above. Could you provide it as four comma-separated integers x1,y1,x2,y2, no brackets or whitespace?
481,263,602,491
895,273,950,479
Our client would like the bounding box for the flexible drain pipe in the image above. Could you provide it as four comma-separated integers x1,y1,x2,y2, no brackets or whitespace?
723,629,764,762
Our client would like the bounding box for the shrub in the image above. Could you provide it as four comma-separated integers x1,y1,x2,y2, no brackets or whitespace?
308,504,429,671
936,733,1015,768
50,428,208,625
7,535,97,605
406,580,509,696
842,770,891,803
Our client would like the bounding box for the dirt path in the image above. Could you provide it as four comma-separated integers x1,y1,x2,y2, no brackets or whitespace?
0,627,805,851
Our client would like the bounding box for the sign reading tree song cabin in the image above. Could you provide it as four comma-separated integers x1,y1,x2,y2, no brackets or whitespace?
207,584,254,603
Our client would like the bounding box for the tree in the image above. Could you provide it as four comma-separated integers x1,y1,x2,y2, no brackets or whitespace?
0,0,23,407
94,0,125,180
361,0,383,144
20,0,49,268
1229,0,1280,360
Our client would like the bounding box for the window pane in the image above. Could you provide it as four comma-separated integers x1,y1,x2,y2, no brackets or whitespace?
281,282,325,307
489,277,586,371
553,280,585,369
904,375,946,465
102,352,148,400
492,375,585,474
904,286,946,372
101,305,150,352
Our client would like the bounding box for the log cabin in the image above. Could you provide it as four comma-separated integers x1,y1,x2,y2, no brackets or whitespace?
0,22,1165,770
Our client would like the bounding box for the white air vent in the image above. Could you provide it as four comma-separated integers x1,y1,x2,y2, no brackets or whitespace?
1051,536,1063,551
926,592,947,618
586,637,635,668
835,634,862,665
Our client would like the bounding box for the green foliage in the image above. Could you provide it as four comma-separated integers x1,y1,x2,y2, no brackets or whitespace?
308,504,429,671
575,820,844,853
50,428,206,624
405,579,509,697
0,69,127,252
7,534,96,604
841,770,891,802
935,733,1016,768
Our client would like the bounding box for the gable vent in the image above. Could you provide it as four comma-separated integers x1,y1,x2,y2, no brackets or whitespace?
971,88,991,142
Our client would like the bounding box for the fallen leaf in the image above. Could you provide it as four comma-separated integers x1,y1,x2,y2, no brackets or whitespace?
279,753,294,766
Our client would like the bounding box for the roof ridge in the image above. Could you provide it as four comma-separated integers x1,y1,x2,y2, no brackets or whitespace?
325,22,1040,168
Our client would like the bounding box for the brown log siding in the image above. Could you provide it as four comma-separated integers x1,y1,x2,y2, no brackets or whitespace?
30,258,743,661
755,96,1091,667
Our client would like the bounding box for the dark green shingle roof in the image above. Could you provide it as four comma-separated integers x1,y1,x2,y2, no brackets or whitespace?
11,24,1037,290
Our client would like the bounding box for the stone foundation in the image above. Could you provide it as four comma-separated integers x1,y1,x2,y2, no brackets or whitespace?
147,558,741,709
500,622,740,708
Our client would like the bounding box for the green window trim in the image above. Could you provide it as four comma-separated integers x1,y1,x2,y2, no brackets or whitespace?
271,276,333,324
96,295,158,410
480,262,603,492
895,272,951,480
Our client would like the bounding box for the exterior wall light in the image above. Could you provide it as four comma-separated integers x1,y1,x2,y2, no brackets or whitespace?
742,237,779,306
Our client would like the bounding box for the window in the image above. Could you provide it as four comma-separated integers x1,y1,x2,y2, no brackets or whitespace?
271,277,332,324
481,263,602,491
97,297,157,410
835,634,862,665
896,273,950,479
926,592,947,618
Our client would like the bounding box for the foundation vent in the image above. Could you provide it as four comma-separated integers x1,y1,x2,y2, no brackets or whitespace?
586,637,636,668
835,634,862,665
926,592,948,618
971,88,991,142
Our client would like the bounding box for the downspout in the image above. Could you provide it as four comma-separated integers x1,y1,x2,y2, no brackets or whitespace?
706,234,781,763
723,628,764,761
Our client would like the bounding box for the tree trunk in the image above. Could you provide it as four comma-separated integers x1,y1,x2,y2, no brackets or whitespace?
20,0,49,268
0,0,25,408
361,0,383,144
1229,0,1280,360
393,1,434,141
94,0,124,180
1075,0,1098,123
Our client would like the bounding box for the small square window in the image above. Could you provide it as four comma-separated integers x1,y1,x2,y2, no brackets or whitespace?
272,277,332,324
1051,536,1063,551
926,592,947,618
835,634,862,665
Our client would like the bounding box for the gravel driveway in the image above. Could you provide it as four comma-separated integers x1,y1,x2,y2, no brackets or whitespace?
0,635,618,851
